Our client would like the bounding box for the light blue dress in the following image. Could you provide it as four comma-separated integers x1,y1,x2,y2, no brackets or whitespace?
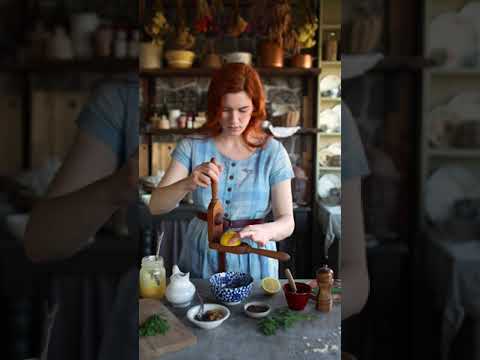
172,136,295,280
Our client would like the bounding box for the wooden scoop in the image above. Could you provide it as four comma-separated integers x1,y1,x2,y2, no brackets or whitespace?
207,157,226,272
210,241,290,262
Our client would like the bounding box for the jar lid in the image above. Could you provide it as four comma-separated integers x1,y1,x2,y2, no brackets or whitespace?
141,255,164,267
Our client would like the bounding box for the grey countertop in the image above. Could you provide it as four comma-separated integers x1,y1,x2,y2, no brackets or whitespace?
161,279,341,360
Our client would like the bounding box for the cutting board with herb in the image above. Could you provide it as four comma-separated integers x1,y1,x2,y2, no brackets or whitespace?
139,299,197,360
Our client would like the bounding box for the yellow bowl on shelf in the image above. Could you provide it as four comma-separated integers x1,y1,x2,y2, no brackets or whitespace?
165,50,195,69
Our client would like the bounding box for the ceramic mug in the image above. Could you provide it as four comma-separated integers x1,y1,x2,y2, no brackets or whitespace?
283,282,312,311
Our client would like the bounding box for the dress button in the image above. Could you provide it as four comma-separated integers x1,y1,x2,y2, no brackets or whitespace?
232,163,236,167
229,175,234,180
226,200,230,204
227,187,232,192
224,213,229,218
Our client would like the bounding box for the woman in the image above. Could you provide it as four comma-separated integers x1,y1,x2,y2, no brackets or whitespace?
149,63,295,279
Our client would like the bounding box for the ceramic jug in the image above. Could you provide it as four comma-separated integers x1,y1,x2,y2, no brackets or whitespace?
165,265,196,307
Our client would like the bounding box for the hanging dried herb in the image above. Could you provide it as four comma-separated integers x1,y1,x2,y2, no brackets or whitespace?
251,0,296,50
171,0,195,50
144,0,171,45
226,0,248,37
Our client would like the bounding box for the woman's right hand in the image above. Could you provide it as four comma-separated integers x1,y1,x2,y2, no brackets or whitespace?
187,161,223,190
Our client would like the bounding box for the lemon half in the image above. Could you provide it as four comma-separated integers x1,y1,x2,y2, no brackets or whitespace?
261,277,281,295
220,230,241,247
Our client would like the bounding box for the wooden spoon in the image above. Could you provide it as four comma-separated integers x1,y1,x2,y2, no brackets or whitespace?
285,268,297,293
210,241,290,262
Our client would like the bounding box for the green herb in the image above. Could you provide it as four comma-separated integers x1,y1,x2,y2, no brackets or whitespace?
258,308,313,336
139,314,170,337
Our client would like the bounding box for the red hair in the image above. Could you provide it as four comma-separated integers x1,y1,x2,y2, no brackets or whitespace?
198,63,270,148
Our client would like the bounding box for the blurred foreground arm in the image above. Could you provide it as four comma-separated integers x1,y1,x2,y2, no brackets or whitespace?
341,177,369,319
24,131,137,262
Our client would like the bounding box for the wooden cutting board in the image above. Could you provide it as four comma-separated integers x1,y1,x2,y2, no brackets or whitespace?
139,299,197,360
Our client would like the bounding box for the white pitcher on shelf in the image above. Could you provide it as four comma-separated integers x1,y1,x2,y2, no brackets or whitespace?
165,265,196,307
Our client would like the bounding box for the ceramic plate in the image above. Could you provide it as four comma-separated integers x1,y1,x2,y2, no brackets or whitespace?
318,174,341,199
460,2,480,65
447,91,480,121
427,105,461,147
428,12,476,67
319,109,341,133
320,74,341,92
425,166,480,223
332,104,341,121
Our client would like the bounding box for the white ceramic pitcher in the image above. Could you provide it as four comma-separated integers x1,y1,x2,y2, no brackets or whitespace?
165,265,196,307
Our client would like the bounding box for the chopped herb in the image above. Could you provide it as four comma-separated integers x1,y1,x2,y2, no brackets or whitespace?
139,314,170,337
258,308,314,336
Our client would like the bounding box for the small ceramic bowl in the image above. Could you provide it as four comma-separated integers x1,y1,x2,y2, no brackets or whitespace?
186,303,230,330
244,301,271,319
209,272,254,305
165,50,195,69
223,52,252,65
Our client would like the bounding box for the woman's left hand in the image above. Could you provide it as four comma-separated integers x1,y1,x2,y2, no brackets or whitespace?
238,224,273,247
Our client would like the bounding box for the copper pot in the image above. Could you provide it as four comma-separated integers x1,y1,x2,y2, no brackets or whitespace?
202,53,222,69
290,54,312,68
258,41,283,67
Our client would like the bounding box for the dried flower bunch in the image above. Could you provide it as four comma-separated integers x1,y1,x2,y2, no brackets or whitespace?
250,0,319,55
144,0,171,45
251,0,297,50
195,0,214,34
226,0,249,37
292,0,318,53
171,0,195,50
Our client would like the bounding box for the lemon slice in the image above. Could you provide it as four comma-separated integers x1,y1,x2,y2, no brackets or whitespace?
220,230,241,247
261,277,281,295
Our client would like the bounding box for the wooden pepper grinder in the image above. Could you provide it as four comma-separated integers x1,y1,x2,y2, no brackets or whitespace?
315,265,334,312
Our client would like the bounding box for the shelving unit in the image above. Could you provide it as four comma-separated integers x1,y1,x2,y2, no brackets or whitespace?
310,0,341,272
420,0,480,227
0,59,136,170
140,67,321,78
316,0,341,198
0,59,137,73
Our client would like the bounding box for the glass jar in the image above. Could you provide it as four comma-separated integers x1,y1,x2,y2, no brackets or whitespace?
139,255,166,299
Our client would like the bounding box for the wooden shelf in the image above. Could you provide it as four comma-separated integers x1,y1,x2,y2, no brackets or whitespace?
322,24,341,30
319,132,341,137
141,128,198,136
321,61,341,67
142,127,325,136
427,67,480,76
320,97,341,102
140,67,321,78
429,148,480,158
318,166,341,171
0,59,138,73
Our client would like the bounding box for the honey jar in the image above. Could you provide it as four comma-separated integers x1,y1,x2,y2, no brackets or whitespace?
139,255,166,299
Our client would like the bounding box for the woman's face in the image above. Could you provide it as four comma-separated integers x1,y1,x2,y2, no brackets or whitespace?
219,91,254,136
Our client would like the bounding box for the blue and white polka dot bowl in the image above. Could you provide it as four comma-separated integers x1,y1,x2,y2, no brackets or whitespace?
209,272,254,306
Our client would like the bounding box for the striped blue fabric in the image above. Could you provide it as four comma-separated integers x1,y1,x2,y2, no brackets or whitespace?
172,136,294,280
